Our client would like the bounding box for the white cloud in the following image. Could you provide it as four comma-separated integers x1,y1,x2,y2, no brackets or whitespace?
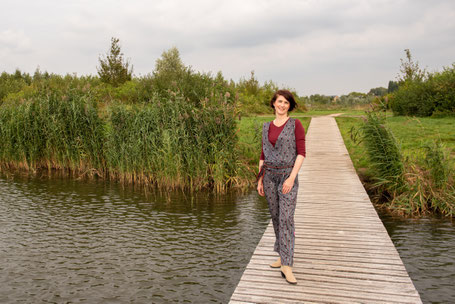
0,29,32,55
1,0,454,94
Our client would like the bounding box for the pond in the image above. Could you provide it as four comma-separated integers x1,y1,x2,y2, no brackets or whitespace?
377,209,455,304
0,174,270,303
1,173,454,303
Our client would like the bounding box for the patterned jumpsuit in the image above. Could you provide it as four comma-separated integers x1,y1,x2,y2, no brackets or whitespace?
261,118,298,266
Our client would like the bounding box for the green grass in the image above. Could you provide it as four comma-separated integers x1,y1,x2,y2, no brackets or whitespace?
336,114,455,216
336,115,455,171
386,116,455,159
335,116,371,172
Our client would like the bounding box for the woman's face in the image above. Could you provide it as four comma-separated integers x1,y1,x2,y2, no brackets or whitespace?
273,95,290,116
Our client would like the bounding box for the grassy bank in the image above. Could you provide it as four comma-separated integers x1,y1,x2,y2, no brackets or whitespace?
336,113,455,216
336,114,455,170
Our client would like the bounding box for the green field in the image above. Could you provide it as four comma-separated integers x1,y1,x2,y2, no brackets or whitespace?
335,114,455,172
336,113,455,216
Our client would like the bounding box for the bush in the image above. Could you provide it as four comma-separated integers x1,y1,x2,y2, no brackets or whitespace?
431,65,455,115
390,80,435,116
0,71,30,102
390,50,455,117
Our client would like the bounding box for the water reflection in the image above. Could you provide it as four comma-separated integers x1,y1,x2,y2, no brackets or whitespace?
0,174,270,303
377,210,455,304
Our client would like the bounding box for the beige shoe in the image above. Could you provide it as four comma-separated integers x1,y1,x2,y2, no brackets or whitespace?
280,265,297,284
269,257,281,268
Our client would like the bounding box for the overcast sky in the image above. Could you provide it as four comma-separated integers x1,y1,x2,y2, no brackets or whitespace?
1,0,454,95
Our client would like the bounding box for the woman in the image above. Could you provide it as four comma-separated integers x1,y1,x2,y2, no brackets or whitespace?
257,89,305,285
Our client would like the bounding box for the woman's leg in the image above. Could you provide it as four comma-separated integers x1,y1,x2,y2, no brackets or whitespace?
263,173,280,253
277,177,298,266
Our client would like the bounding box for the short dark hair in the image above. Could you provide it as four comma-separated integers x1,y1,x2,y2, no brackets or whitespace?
270,90,297,112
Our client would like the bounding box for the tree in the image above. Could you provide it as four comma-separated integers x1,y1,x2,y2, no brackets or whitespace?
151,47,188,97
238,71,260,96
397,49,426,83
387,80,399,93
368,87,388,96
97,37,133,87
154,47,185,77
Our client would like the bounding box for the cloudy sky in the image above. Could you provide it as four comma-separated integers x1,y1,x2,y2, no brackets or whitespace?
1,0,454,95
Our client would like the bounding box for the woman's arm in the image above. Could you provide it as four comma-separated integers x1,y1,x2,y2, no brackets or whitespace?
282,154,304,194
257,159,265,196
258,160,264,172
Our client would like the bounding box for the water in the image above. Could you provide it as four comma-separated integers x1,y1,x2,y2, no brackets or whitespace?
377,210,455,304
0,174,270,303
2,173,455,304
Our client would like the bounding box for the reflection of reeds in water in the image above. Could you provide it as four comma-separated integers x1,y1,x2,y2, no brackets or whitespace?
361,111,454,216
0,90,248,192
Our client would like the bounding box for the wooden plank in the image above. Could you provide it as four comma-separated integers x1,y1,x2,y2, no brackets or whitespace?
248,256,409,272
243,265,414,283
232,286,419,304
237,268,418,292
246,260,410,277
229,116,422,304
235,280,421,302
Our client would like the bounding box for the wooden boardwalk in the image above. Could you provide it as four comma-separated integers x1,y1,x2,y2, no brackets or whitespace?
229,115,422,304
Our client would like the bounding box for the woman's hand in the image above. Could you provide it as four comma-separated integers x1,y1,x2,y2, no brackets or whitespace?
282,177,295,194
257,180,265,196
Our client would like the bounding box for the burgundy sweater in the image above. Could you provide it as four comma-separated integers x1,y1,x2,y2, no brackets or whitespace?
260,118,306,160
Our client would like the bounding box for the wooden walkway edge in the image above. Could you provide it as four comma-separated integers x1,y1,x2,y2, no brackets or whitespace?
229,115,422,304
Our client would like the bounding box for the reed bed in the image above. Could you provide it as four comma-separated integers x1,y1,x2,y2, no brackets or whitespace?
0,85,246,192
105,93,241,191
0,90,104,174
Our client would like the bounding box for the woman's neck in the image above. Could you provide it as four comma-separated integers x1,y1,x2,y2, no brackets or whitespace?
274,114,289,126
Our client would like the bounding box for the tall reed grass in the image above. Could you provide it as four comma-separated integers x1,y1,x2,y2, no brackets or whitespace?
361,111,406,194
0,90,104,174
393,141,455,216
0,84,245,191
360,110,454,216
105,93,241,191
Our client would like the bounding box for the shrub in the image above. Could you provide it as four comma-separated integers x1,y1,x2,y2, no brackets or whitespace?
390,80,435,116
431,65,455,116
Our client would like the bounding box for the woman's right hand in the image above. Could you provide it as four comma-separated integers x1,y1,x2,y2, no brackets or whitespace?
257,180,265,196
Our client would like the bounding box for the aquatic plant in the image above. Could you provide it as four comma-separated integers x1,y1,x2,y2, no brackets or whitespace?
0,78,246,191
104,92,241,191
0,89,104,173
361,110,406,195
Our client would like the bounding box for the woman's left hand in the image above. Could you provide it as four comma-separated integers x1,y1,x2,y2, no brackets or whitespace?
282,177,295,194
